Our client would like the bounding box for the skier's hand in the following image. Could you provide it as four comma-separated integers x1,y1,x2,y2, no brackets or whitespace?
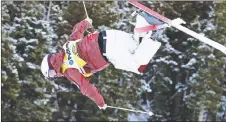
85,17,92,25
98,104,107,110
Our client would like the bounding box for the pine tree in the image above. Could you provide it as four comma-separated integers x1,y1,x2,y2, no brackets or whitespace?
4,1,225,121
1,1,58,121
185,1,226,121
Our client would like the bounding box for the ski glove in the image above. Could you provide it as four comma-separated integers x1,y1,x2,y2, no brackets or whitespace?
98,104,107,110
85,17,92,25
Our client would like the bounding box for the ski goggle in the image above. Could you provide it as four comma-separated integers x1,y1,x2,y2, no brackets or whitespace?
48,68,57,78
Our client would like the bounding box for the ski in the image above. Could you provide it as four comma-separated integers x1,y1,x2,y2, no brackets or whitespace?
129,1,226,55
135,24,169,32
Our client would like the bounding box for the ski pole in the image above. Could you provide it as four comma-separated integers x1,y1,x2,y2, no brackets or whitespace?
107,105,154,116
83,1,89,18
82,1,94,34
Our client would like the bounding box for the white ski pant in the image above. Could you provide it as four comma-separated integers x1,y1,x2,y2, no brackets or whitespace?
104,30,161,74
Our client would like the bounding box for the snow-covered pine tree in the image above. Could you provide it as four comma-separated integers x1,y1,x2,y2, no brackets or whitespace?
1,1,58,121
185,1,226,121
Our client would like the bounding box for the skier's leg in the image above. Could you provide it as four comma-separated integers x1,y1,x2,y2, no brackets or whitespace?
132,32,161,72
104,30,161,74
133,14,151,42
104,30,142,74
117,35,161,74
132,14,163,73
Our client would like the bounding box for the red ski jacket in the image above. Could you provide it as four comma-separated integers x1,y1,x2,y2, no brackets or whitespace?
49,20,110,107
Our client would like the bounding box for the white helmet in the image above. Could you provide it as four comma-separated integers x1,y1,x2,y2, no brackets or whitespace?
41,54,50,77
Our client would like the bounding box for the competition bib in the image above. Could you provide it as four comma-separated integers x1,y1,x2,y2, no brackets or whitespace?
61,40,92,77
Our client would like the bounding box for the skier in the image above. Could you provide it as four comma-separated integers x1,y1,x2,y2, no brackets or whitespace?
40,12,164,109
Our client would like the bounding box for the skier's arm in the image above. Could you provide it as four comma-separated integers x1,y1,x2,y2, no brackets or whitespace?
69,19,92,40
63,68,105,107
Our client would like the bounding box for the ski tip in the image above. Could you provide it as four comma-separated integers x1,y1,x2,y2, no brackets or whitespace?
171,18,186,25
148,111,154,116
223,49,226,55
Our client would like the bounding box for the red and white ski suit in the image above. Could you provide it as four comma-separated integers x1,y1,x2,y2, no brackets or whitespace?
49,16,161,107
49,20,109,107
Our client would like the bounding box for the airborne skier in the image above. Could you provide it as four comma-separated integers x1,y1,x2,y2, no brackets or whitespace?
40,11,164,109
